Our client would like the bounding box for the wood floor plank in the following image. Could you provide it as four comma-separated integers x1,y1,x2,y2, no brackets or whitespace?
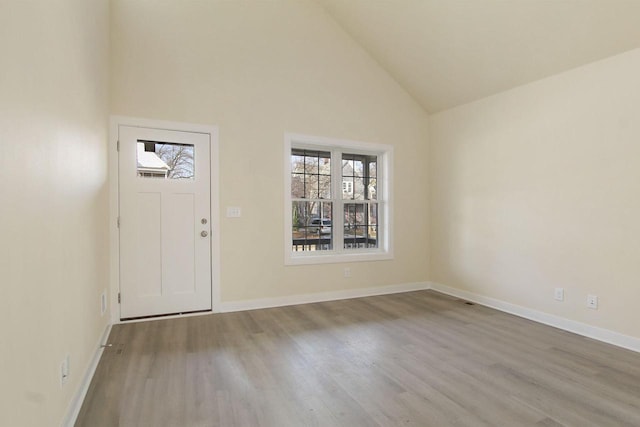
75,290,640,426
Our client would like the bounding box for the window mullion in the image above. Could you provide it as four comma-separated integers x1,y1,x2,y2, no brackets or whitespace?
378,152,384,250
332,148,343,254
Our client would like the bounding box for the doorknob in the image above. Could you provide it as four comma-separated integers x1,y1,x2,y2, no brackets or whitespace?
201,231,208,237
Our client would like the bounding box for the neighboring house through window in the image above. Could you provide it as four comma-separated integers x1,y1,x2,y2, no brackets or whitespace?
285,133,393,265
137,142,171,178
136,141,195,179
342,180,353,196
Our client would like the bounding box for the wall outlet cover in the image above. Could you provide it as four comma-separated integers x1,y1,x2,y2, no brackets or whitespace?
554,288,564,301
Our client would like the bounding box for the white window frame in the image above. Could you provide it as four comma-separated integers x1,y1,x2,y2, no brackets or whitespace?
284,133,393,265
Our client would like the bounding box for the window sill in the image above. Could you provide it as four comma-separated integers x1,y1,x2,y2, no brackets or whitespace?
285,251,393,266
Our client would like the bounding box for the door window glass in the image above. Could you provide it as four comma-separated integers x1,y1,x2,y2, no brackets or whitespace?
137,141,195,179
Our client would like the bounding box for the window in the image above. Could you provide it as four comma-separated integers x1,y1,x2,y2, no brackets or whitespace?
136,141,195,179
285,133,393,265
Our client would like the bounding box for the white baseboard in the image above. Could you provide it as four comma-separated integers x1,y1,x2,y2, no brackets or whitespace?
219,282,430,313
429,281,640,354
61,322,112,427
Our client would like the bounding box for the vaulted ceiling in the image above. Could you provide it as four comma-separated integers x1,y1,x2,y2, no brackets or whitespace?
316,0,640,113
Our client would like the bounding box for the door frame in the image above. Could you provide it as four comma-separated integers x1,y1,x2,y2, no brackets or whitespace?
109,116,221,323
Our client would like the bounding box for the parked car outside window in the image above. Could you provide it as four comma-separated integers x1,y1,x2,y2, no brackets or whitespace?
309,218,332,234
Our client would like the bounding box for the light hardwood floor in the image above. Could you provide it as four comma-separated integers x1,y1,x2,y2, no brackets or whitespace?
75,290,640,426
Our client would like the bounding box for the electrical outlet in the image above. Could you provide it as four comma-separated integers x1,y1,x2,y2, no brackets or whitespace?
587,294,598,309
60,355,70,387
343,267,351,278
554,288,564,301
101,291,107,316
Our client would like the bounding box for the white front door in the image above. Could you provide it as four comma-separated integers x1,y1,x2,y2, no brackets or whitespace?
118,125,212,319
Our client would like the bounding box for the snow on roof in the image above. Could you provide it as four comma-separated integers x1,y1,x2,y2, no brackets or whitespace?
137,143,170,171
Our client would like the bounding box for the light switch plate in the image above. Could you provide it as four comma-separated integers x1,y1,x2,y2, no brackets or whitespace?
226,207,241,218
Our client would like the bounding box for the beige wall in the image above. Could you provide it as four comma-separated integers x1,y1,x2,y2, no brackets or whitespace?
429,49,640,339
110,0,430,303
0,0,110,425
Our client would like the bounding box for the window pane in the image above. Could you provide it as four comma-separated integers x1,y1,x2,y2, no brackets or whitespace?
342,178,353,199
137,141,194,179
353,158,364,177
291,149,330,199
343,153,377,200
367,203,378,248
342,158,353,178
305,155,318,174
304,173,318,199
369,203,378,227
344,203,365,228
291,173,305,198
367,157,377,200
291,155,305,173
368,177,377,200
343,202,377,249
354,226,367,237
319,156,331,174
292,201,332,252
368,226,378,246
342,156,354,200
318,174,331,199
353,177,365,200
